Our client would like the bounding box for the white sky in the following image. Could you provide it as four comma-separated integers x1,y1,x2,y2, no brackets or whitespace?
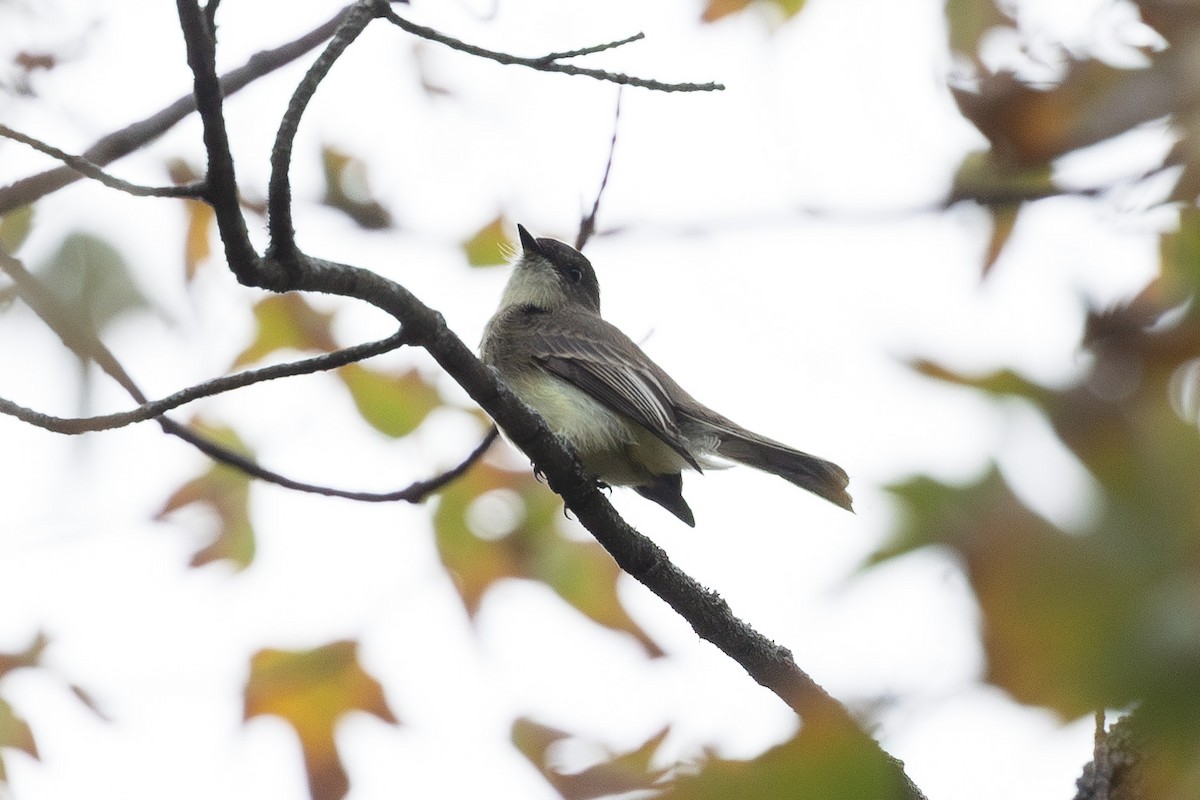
0,0,1166,799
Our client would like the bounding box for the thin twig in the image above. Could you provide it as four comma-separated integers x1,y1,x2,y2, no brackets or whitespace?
0,250,446,503
0,4,354,216
576,88,621,250
380,8,723,92
0,124,205,198
0,331,408,434
536,33,644,64
167,423,498,503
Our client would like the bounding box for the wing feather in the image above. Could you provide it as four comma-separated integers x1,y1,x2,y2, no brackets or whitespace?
529,320,701,470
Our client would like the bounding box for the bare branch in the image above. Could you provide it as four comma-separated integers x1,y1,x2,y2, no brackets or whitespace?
0,123,205,198
176,0,261,276
576,89,621,250
160,421,498,503
166,5,917,792
0,4,354,216
380,8,724,93
1,3,922,793
535,32,644,63
267,1,382,261
0,331,408,434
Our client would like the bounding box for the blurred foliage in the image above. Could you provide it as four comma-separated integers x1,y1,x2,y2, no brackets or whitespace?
669,715,910,800
168,159,215,280
434,458,664,656
35,232,150,345
233,294,339,368
513,718,669,799
0,632,103,780
338,362,441,438
463,214,514,267
0,205,32,254
15,1,1200,798
157,419,257,569
320,145,393,230
0,635,43,779
244,640,399,800
700,0,806,24
872,2,1200,794
233,293,443,438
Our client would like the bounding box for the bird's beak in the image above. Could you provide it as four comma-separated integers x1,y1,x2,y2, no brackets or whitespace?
517,224,541,256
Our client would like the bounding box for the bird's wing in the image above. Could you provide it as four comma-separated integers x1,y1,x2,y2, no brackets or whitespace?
530,316,701,470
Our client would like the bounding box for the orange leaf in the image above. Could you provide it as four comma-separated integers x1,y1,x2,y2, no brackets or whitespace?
701,0,753,22
245,641,399,800
433,461,663,656
183,199,215,281
156,420,256,569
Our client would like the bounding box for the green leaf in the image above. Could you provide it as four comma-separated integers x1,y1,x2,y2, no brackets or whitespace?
950,150,1055,205
945,0,1011,58
337,363,441,438
1160,207,1200,293
0,205,33,254
672,717,910,800
462,215,513,267
36,232,150,337
908,359,1050,402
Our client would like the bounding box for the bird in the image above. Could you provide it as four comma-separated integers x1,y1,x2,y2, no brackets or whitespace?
479,225,852,526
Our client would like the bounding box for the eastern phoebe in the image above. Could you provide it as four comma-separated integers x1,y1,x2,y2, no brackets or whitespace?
480,225,852,526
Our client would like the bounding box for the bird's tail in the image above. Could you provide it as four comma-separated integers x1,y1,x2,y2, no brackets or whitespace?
687,413,854,512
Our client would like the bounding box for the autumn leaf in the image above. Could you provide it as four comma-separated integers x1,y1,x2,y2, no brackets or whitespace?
233,294,338,368
156,420,256,569
244,641,399,800
512,718,668,799
462,215,514,267
434,461,663,656
0,632,46,678
0,698,38,780
701,0,805,23
182,199,215,280
320,145,392,230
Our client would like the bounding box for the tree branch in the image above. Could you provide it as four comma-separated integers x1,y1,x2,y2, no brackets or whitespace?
3,2,922,794
0,331,407,433
379,7,724,92
0,123,205,198
576,89,621,250
166,2,921,795
0,249,465,503
175,0,261,275
266,1,382,262
0,3,354,216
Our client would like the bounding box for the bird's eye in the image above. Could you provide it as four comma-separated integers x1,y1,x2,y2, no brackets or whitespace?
567,268,583,283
